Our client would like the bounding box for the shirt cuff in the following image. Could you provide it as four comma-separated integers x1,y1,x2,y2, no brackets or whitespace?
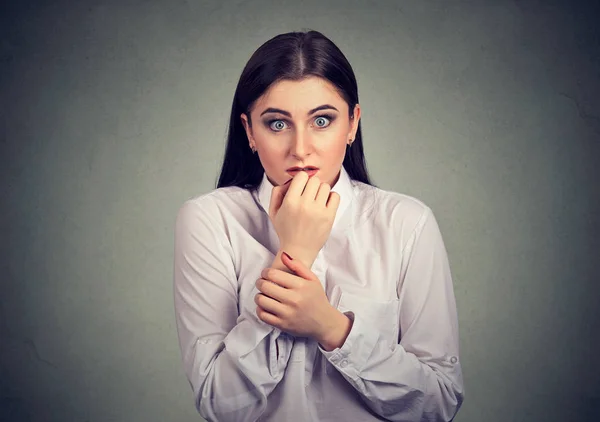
317,311,379,377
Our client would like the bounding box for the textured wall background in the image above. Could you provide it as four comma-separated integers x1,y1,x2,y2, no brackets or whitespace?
1,1,599,421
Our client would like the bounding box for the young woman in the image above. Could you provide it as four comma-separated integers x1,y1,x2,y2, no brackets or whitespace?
173,30,464,421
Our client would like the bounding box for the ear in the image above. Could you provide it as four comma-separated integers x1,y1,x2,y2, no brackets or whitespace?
240,113,255,147
349,104,361,140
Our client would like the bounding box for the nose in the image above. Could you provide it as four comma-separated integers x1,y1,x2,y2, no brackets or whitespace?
290,128,312,158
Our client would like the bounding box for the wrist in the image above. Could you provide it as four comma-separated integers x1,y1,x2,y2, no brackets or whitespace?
270,249,315,274
278,245,317,269
270,249,291,273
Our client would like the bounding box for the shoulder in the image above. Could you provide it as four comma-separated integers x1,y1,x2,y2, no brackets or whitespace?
350,181,439,254
175,186,253,227
352,181,431,229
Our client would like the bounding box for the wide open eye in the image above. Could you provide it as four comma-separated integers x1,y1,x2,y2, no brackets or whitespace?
269,120,288,131
314,116,331,128
267,114,335,132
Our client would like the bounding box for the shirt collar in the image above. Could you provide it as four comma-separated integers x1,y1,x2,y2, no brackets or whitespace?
255,165,354,233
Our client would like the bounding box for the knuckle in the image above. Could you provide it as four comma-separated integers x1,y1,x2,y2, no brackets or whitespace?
289,295,300,308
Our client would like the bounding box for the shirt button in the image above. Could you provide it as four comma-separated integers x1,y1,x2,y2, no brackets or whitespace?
450,356,458,364
340,359,348,368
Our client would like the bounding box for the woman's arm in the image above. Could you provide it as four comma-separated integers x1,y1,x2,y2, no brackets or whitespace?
318,206,464,421
173,199,294,422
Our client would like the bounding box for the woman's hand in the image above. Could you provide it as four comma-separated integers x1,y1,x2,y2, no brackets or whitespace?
255,251,352,346
269,171,340,269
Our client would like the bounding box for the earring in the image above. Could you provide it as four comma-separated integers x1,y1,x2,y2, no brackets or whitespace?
251,146,256,154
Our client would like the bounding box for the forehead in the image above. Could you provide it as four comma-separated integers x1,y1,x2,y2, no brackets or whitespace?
255,77,346,113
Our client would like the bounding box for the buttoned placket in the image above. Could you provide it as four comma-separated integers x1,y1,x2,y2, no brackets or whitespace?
303,245,329,387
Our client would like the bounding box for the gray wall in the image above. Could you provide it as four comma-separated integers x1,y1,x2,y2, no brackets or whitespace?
1,1,599,421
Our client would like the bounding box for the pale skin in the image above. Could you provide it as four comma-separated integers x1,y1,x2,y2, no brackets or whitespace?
240,76,362,351
256,251,352,351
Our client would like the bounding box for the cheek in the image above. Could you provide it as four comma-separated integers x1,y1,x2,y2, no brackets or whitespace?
256,147,286,181
328,136,350,157
259,152,280,171
330,126,351,148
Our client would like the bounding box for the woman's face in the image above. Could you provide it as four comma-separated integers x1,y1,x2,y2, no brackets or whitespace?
241,76,361,188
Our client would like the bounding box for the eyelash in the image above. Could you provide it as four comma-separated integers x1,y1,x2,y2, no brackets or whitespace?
266,114,336,132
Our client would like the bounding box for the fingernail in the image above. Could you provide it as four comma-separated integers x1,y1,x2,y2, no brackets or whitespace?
283,251,293,260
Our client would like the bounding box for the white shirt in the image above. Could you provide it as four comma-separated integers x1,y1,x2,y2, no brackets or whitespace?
173,165,464,422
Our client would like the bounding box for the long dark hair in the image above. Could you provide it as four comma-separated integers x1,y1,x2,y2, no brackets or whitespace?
215,30,377,190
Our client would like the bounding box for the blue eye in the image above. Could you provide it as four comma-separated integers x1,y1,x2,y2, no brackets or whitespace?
314,116,331,127
269,120,287,131
266,114,335,132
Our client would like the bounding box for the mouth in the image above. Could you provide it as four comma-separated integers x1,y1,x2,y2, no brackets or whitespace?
287,167,319,177
286,166,319,171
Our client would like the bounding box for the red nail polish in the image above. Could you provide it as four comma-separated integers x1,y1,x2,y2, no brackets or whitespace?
283,251,293,260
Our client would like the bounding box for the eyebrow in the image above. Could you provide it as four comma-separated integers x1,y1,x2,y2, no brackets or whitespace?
259,104,339,117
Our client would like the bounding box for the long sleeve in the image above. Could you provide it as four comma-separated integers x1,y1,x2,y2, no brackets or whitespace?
319,206,464,421
173,199,294,422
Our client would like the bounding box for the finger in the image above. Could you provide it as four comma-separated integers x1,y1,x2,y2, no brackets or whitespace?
269,187,282,219
301,175,321,201
280,178,293,197
268,185,286,219
256,306,282,327
286,171,310,200
326,191,341,212
255,293,286,316
268,178,293,218
315,182,331,207
257,277,295,303
261,268,302,289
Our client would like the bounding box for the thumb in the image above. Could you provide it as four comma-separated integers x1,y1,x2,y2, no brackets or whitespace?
282,251,318,281
269,179,292,219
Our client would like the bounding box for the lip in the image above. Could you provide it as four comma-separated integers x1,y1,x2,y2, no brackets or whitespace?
287,166,319,171
287,168,319,178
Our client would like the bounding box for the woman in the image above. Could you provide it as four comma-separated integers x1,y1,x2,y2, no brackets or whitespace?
173,30,464,421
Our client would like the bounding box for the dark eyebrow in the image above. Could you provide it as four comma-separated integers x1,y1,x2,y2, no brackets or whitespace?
259,104,339,117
